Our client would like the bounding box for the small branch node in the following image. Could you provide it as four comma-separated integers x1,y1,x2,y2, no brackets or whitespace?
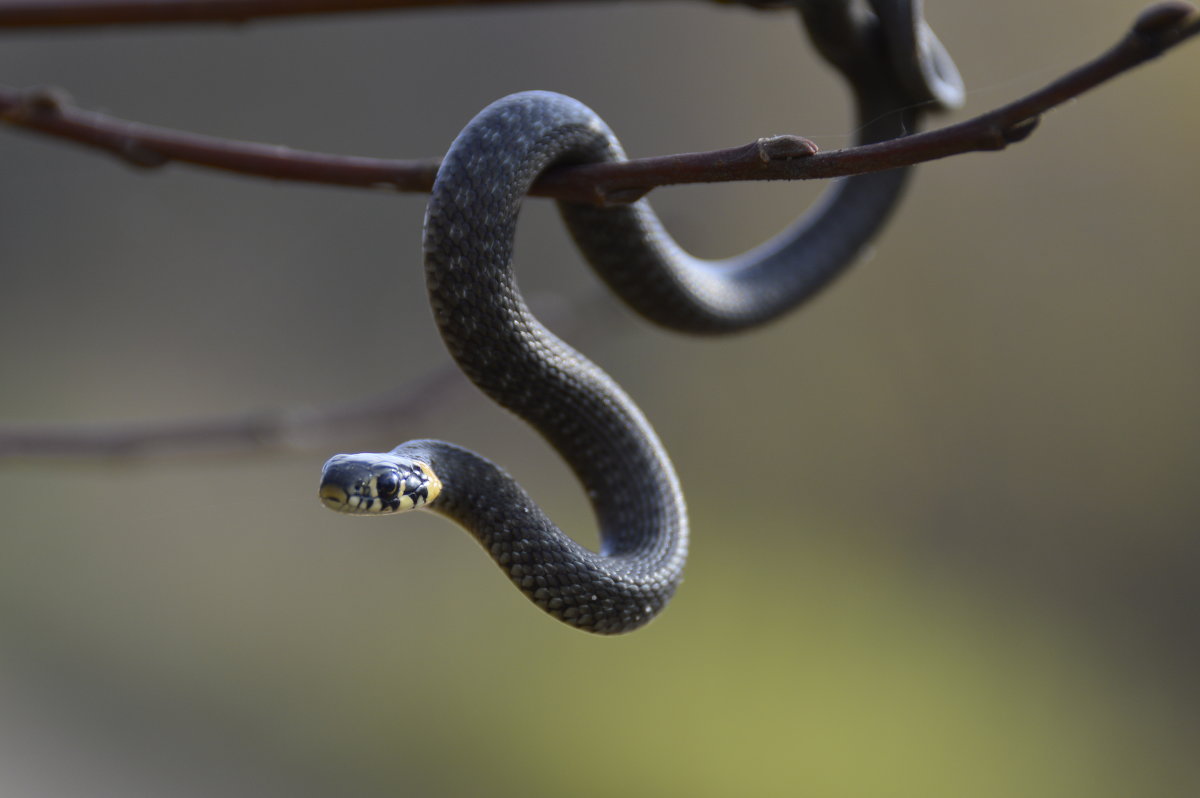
595,185,651,207
754,134,819,163
1,85,71,122
117,138,171,168
1003,116,1041,145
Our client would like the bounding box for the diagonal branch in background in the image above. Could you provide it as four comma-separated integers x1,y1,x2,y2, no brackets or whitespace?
0,366,464,461
0,295,619,461
2,2,1198,206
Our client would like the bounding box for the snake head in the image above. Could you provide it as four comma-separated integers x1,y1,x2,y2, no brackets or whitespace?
319,453,442,515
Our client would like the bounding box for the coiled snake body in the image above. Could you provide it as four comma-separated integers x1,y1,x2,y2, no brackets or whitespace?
319,3,962,634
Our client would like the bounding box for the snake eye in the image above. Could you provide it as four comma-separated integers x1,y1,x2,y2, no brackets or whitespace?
375,470,401,501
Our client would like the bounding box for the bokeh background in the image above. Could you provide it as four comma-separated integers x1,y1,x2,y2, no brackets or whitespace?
1,1,1198,796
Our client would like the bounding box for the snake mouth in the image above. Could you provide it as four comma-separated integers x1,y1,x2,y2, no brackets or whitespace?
318,482,365,513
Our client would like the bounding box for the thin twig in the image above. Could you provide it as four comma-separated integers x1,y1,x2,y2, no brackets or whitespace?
0,0,717,28
0,367,463,461
0,296,617,461
2,3,1197,206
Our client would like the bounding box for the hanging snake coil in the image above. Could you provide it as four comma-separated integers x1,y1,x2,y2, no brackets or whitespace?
318,2,962,634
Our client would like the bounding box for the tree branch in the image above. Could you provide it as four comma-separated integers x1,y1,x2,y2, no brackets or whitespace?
0,367,462,461
0,0,753,28
0,296,616,461
2,4,1197,461
2,3,1197,206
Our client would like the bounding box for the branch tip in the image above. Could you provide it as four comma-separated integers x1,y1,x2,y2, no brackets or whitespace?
1133,1,1199,36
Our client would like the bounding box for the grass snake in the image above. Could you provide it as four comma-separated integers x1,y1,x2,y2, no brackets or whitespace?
319,1,962,634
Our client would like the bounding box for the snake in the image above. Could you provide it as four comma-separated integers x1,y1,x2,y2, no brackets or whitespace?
318,1,962,634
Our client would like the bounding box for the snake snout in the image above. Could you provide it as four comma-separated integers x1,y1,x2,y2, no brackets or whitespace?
318,481,350,511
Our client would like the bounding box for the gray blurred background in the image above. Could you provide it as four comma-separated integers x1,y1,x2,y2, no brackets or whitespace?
1,1,1198,796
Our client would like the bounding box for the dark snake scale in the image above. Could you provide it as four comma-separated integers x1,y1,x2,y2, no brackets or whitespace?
319,3,962,634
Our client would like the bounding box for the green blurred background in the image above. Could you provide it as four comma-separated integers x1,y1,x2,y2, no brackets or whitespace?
1,2,1198,796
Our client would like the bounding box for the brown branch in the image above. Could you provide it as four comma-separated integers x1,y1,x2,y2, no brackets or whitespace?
0,0,705,28
2,3,1198,206
0,86,815,201
1,4,1197,461
0,87,445,191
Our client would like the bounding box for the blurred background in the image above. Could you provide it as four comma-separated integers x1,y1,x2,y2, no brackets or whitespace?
1,1,1198,795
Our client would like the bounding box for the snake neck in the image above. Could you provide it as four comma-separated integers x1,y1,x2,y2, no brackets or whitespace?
397,439,686,634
